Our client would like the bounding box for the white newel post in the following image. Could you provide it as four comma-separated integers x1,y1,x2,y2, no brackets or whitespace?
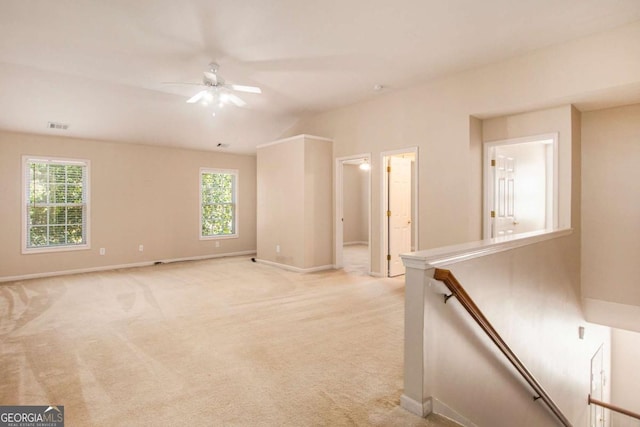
400,254,435,417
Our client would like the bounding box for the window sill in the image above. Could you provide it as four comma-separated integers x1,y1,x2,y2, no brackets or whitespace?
200,235,239,241
22,244,91,255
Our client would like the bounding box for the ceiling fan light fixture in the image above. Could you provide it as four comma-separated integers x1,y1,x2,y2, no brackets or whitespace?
201,91,215,106
172,63,260,108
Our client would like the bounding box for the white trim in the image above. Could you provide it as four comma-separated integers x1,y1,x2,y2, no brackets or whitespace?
430,397,478,427
400,395,478,426
254,258,335,274
401,228,572,270
21,243,91,254
199,167,239,240
335,153,372,272
343,241,368,246
200,234,238,241
0,250,257,283
256,134,333,149
482,133,559,239
380,147,419,277
400,394,431,417
22,155,91,254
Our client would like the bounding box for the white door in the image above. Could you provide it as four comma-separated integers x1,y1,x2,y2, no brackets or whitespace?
388,156,412,277
492,148,518,237
590,346,605,427
486,139,553,239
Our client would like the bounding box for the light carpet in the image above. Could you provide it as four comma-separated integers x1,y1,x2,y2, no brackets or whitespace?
1,256,458,426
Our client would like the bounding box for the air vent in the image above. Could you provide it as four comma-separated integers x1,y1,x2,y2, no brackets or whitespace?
47,121,69,130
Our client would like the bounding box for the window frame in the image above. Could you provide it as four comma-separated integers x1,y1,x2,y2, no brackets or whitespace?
21,155,91,254
199,168,239,240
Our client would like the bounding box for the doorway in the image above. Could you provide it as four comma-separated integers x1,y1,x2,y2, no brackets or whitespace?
381,148,418,277
483,134,558,239
335,154,371,275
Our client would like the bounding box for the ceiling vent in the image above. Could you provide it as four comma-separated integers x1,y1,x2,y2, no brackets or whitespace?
47,121,69,130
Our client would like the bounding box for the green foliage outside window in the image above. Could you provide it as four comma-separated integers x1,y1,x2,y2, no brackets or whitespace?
26,161,87,248
201,171,236,236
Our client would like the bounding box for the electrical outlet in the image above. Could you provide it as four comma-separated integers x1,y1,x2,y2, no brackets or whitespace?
139,245,144,252
215,241,220,248
99,248,106,255
276,245,280,253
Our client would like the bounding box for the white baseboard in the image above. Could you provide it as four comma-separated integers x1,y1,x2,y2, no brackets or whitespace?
0,250,257,283
400,394,432,417
430,396,477,427
343,241,368,246
157,250,256,265
333,265,382,278
400,395,476,427
255,258,334,274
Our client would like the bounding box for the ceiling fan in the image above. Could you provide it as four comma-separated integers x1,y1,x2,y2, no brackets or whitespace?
165,62,261,108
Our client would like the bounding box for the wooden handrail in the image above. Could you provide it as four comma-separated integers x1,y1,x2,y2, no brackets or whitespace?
433,268,572,427
589,395,640,420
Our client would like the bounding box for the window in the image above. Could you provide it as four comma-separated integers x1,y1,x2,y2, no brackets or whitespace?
22,156,90,253
200,168,238,239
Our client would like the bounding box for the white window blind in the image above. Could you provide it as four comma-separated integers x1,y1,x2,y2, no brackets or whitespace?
200,168,238,238
23,157,89,251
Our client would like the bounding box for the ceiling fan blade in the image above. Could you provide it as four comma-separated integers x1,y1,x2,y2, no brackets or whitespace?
226,93,247,107
186,90,208,104
226,84,262,94
203,71,218,85
162,82,206,86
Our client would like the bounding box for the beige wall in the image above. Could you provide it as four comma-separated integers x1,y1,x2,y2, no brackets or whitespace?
571,106,582,235
469,116,483,241
303,137,333,268
582,104,640,330
285,22,640,275
405,234,610,426
343,164,368,244
256,135,332,270
0,131,257,280
256,138,305,268
359,167,369,242
611,328,640,425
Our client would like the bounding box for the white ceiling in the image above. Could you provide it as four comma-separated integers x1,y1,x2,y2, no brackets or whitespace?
1,0,640,153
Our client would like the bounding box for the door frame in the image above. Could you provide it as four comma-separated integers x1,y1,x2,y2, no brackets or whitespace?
590,344,605,427
380,147,419,277
335,153,372,272
482,133,558,239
